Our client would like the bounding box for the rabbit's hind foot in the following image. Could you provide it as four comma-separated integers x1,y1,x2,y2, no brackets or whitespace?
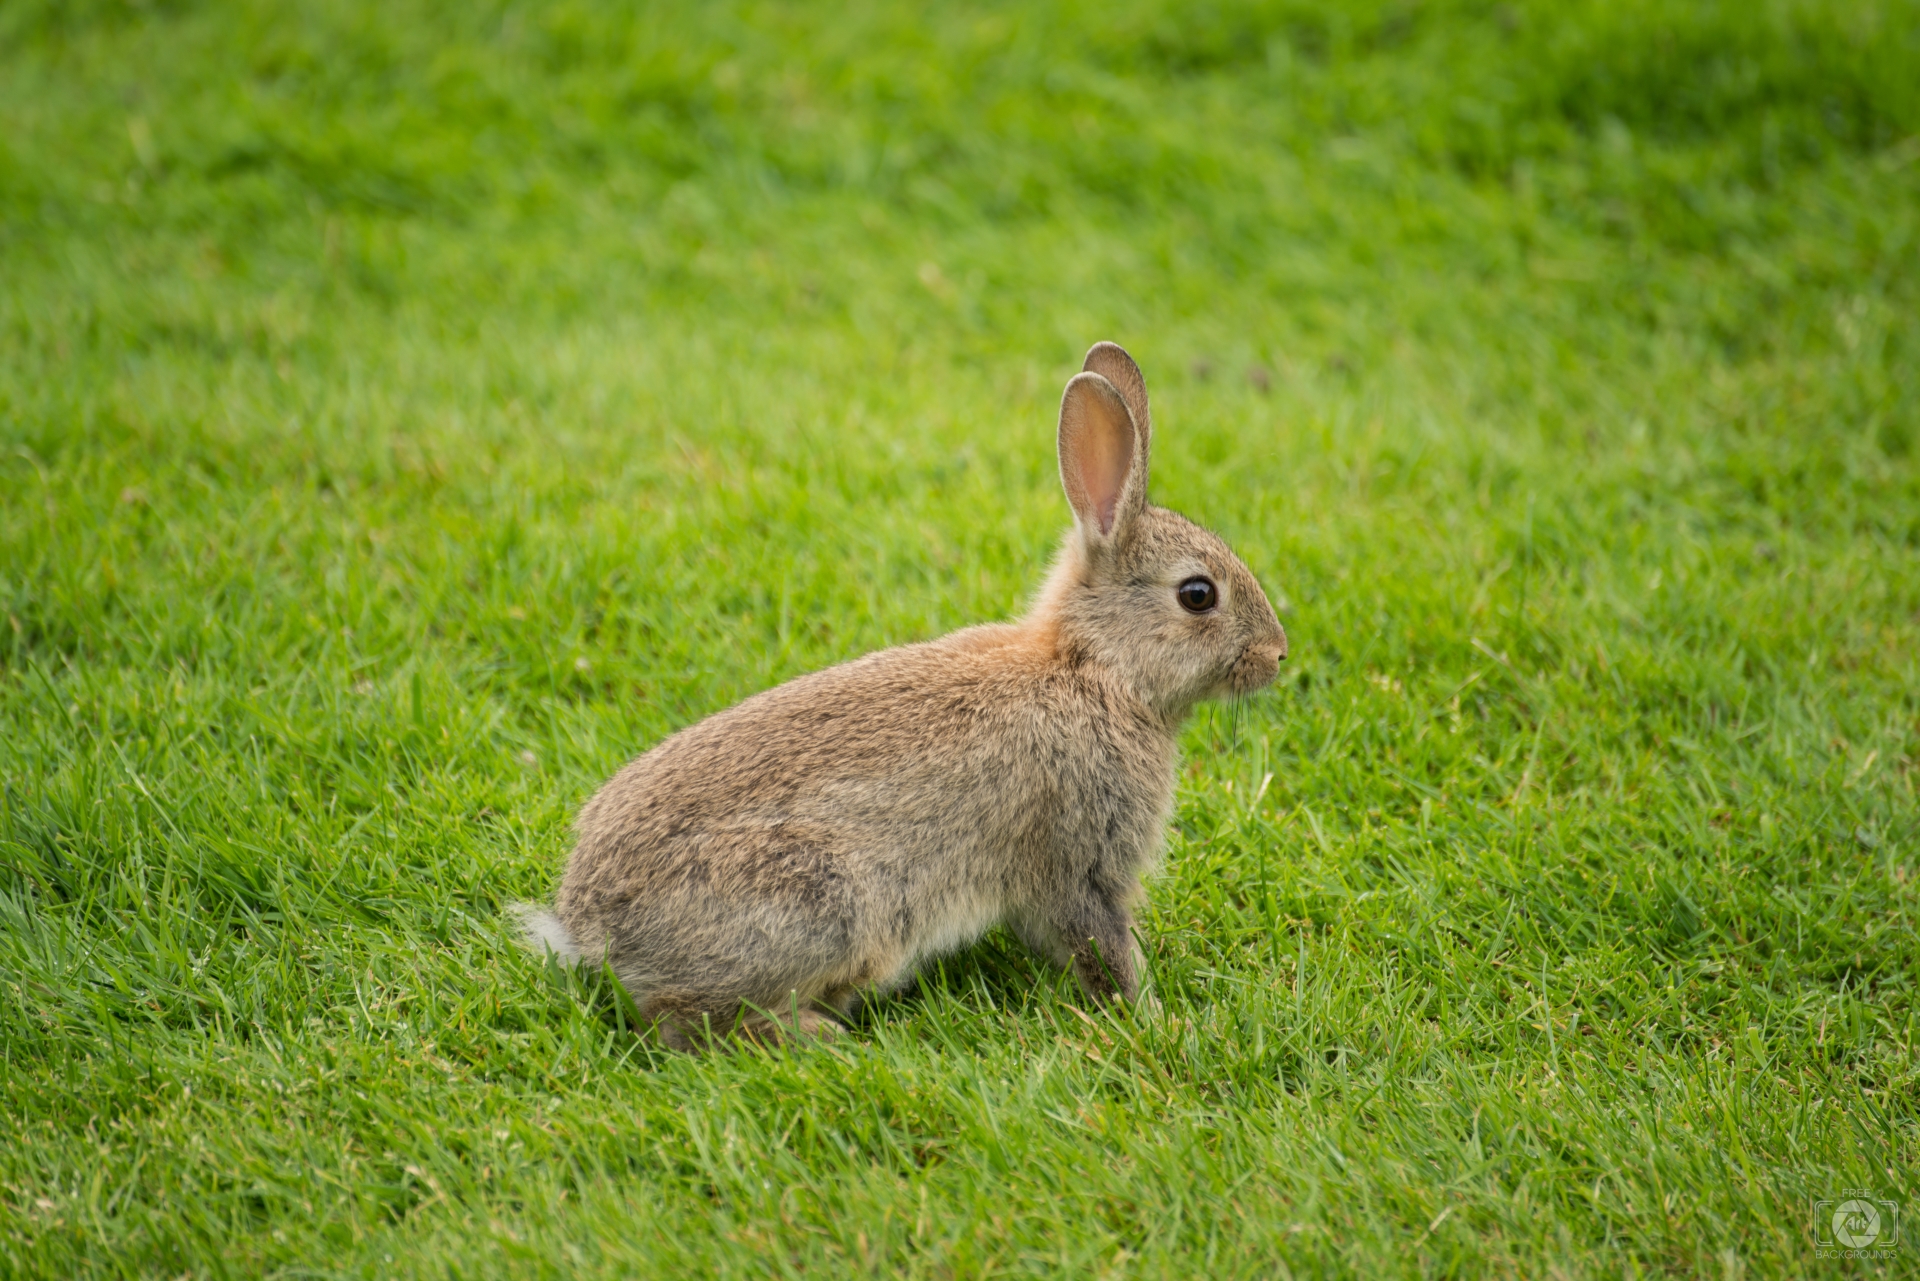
651,999,845,1052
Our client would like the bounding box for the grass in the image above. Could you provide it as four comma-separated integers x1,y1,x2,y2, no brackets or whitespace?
2,0,1917,1274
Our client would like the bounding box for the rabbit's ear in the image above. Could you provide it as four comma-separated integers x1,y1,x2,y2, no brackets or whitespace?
1082,342,1151,457
1058,371,1145,542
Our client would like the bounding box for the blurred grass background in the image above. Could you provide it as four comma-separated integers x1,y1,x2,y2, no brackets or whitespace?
2,0,1917,1275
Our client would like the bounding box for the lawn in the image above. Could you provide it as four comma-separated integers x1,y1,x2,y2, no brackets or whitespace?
2,0,1917,1275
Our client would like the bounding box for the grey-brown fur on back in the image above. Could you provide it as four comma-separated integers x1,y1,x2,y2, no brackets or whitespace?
530,342,1287,1049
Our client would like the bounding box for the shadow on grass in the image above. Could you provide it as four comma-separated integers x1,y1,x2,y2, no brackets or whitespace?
855,928,1069,1029
528,925,1068,1059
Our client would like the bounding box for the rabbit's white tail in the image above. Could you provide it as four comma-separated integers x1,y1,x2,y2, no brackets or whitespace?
510,902,583,964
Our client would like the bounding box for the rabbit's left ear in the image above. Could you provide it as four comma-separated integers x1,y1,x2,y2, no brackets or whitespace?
1058,370,1147,544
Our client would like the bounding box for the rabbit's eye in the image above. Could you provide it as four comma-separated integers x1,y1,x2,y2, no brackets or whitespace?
1177,577,1218,613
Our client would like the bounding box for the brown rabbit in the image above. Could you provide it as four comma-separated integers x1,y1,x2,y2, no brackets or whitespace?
516,342,1287,1048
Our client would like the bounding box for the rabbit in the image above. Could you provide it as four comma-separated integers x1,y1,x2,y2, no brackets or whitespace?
514,342,1287,1049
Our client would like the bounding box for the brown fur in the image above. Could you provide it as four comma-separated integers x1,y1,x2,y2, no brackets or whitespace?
519,343,1287,1049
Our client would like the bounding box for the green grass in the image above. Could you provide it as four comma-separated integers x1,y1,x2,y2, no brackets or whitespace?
3,0,1917,1274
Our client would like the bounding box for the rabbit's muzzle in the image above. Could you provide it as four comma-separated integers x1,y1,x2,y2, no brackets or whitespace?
1228,629,1288,694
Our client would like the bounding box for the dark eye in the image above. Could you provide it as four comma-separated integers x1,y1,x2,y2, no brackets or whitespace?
1177,576,1218,613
